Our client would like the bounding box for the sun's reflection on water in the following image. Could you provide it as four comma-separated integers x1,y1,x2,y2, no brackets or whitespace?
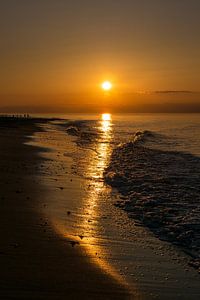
82,114,112,231
79,114,126,283
101,120,111,135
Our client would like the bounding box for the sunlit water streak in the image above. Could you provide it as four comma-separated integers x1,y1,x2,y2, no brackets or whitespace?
79,118,127,283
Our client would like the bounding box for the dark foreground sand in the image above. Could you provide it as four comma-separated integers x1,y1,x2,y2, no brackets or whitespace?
0,119,132,299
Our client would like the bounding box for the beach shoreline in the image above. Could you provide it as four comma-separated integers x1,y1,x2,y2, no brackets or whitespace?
0,118,132,299
1,117,200,300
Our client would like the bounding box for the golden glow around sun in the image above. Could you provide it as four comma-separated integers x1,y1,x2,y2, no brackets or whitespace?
102,113,111,121
101,81,112,91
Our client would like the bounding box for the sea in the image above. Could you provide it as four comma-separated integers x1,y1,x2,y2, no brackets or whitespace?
37,112,200,155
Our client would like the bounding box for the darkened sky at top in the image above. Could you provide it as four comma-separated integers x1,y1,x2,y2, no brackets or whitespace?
0,0,200,112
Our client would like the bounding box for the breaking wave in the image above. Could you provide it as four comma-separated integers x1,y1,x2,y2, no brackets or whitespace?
104,133,200,272
61,120,99,147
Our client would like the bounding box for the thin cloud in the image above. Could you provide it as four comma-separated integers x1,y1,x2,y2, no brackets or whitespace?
154,90,197,94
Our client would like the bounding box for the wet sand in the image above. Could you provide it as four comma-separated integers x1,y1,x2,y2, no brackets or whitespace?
0,119,132,299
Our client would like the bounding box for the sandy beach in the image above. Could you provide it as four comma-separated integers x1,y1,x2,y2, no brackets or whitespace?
0,119,132,299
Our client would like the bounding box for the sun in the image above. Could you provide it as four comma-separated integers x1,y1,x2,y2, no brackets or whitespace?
101,81,112,91
102,113,111,121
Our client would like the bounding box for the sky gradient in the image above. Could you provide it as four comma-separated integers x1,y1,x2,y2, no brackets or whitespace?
0,0,200,113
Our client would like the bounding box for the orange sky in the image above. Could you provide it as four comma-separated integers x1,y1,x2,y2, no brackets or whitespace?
0,0,200,113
